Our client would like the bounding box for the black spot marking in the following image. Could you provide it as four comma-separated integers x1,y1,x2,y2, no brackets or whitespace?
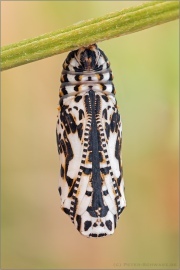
76,215,81,231
84,221,92,231
61,87,68,95
103,190,109,196
93,223,98,227
109,72,113,81
117,175,122,187
79,109,84,120
85,190,92,196
65,51,76,66
98,233,107,237
74,85,79,92
100,167,110,175
63,207,70,215
112,84,115,94
60,165,64,178
62,74,69,82
77,123,83,140
89,233,98,237
59,97,63,106
66,176,73,187
105,122,110,139
56,131,62,154
99,73,104,80
75,95,82,102
105,220,112,231
82,167,92,175
114,215,117,228
102,108,107,120
115,133,121,163
110,111,120,133
74,75,81,81
102,95,108,102
58,187,62,196
101,84,107,90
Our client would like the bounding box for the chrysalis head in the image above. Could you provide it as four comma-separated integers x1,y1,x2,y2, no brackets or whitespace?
63,44,110,72
75,44,100,71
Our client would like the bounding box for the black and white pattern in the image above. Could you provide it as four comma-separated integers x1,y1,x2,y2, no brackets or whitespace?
56,44,126,237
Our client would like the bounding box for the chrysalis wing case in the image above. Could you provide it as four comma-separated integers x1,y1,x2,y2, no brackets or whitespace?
56,44,126,238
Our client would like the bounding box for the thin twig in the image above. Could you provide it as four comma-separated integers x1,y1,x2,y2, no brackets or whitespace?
1,1,179,71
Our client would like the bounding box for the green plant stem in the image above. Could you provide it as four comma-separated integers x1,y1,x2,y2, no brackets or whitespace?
1,1,179,71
